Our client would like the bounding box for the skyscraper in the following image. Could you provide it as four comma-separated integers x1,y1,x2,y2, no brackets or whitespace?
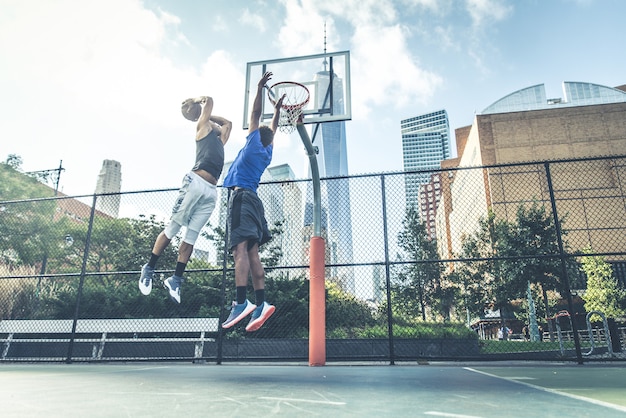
260,164,305,270
94,159,121,218
401,110,451,214
304,67,355,294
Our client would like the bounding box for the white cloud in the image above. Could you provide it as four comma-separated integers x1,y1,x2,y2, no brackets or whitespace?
465,0,513,27
330,0,397,26
0,0,244,194
212,15,229,33
433,25,460,52
240,9,267,33
277,1,337,56
403,0,451,12
0,0,188,118
156,7,191,46
275,0,442,120
351,24,442,118
460,0,513,78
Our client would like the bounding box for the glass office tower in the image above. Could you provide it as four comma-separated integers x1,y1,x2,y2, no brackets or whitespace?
401,110,451,213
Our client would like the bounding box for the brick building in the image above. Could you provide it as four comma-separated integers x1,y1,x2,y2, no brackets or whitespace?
437,82,626,267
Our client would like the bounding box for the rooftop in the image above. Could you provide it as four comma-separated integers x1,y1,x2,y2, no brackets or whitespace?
481,81,626,115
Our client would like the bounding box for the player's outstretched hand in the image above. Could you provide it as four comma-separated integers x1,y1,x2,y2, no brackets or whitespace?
259,71,273,89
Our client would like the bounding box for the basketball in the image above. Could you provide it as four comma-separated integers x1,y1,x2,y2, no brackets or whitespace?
181,99,201,122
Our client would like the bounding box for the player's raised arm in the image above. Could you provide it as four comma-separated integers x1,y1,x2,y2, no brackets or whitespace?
249,71,273,133
195,96,214,139
270,93,286,134
210,115,232,145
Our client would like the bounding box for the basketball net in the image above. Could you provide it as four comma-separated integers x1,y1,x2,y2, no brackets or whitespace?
278,108,302,134
268,81,310,134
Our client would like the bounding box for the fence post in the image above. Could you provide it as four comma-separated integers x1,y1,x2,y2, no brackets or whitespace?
544,162,583,364
216,188,232,365
66,194,97,363
380,175,395,364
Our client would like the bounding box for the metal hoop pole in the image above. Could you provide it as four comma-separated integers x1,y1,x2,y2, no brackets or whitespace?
297,122,326,366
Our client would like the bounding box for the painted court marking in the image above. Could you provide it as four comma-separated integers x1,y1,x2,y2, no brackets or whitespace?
258,397,346,406
424,412,483,418
464,367,626,414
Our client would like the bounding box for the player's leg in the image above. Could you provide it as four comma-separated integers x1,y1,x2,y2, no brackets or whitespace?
222,240,257,328
139,228,176,296
245,243,275,332
164,174,215,303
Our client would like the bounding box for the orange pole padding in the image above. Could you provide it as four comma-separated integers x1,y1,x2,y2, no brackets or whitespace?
309,236,326,366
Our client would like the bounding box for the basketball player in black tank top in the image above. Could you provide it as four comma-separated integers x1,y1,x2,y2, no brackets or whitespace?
138,96,231,303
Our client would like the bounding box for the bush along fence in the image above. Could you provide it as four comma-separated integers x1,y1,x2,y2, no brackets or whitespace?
1,155,625,363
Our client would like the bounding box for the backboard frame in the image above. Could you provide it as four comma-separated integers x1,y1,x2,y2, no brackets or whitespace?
243,50,351,129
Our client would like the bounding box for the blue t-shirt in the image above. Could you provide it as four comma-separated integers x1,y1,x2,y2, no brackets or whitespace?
223,129,272,192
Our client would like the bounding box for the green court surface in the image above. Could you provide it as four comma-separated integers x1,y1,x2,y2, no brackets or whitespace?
469,363,626,409
1,362,625,417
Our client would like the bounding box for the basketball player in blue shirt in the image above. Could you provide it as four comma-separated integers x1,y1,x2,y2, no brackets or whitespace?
221,71,285,331
139,96,231,303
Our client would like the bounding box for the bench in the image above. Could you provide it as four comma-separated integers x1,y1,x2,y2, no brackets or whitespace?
0,318,219,361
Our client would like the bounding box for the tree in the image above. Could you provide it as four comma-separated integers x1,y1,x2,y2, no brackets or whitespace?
498,202,560,335
0,162,60,268
396,207,442,321
453,203,583,339
453,210,517,321
499,203,561,290
498,202,581,339
37,214,182,319
325,281,376,336
5,154,22,170
581,249,626,321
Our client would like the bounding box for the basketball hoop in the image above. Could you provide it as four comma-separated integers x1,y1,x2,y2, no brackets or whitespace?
267,81,310,134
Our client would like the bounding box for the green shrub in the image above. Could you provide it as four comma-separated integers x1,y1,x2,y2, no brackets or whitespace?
327,322,477,340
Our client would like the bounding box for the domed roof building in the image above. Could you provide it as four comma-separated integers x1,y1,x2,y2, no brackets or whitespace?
436,81,626,282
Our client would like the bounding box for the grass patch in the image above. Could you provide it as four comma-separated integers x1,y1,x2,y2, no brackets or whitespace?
327,322,478,340
479,339,593,354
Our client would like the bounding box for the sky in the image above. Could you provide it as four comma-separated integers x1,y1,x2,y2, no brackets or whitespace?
1,0,625,196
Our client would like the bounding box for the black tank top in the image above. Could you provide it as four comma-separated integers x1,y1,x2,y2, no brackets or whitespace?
192,130,224,180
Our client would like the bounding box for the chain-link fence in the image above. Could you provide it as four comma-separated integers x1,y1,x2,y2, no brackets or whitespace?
1,156,625,363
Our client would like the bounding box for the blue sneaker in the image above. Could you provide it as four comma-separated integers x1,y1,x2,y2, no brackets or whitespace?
222,300,256,329
164,275,184,303
246,302,276,332
138,264,154,295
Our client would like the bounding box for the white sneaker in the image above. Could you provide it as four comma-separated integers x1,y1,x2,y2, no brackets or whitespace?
222,300,256,329
246,302,276,332
164,275,183,303
138,264,154,295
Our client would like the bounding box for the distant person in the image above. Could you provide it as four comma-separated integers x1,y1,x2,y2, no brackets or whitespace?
138,96,232,303
499,324,511,341
522,325,530,341
221,71,285,332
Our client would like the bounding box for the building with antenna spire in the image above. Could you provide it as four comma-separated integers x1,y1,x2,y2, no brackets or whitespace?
303,26,355,294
